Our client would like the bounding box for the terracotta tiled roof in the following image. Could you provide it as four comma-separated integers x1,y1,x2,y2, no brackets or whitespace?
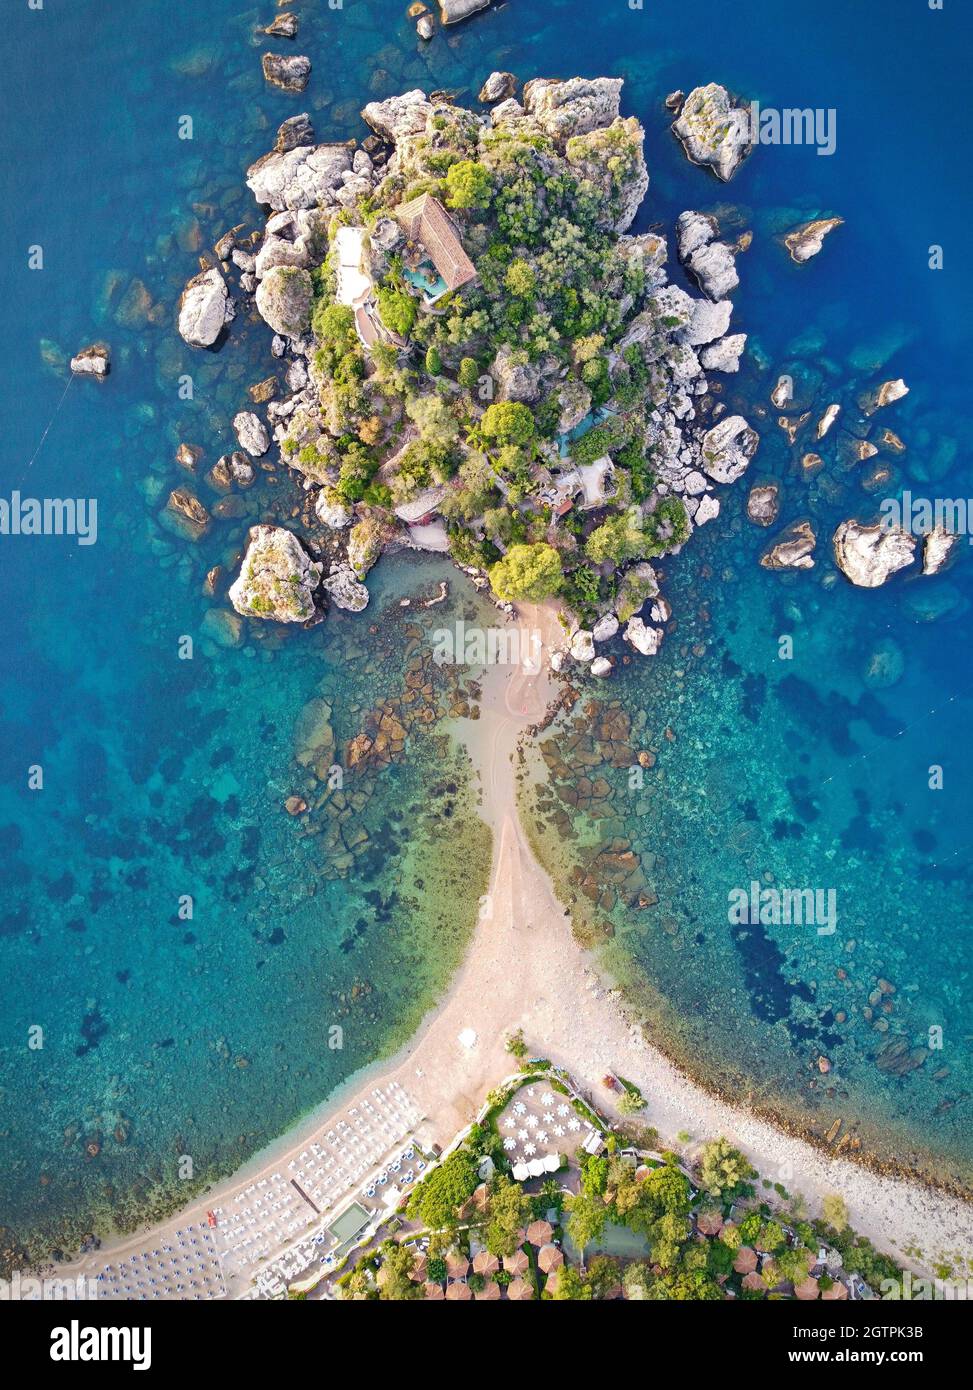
395,194,477,292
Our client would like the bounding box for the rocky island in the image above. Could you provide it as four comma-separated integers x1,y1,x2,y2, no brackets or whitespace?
181,76,758,665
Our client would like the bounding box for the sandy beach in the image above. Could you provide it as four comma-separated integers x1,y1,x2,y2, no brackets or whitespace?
68,606,973,1292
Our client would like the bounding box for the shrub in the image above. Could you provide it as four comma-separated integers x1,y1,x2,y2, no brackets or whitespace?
481,401,535,446
444,159,492,211
458,356,480,389
489,542,563,602
377,286,417,337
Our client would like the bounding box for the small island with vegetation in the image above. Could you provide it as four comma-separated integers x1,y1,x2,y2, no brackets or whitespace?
181,75,756,666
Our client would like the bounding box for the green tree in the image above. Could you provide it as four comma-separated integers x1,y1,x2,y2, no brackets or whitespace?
407,1151,479,1228
485,1178,534,1258
585,510,649,566
697,1137,756,1202
458,356,480,389
425,345,442,376
642,1162,692,1215
377,286,417,337
480,401,535,447
505,1028,528,1059
505,258,536,297
617,1086,645,1117
378,1242,422,1301
549,1264,591,1301
444,159,492,211
489,542,563,602
565,1190,608,1253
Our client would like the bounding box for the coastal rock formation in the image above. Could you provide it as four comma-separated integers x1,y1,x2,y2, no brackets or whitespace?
439,0,490,22
676,211,739,300
177,267,229,347
232,411,270,457
747,484,780,526
362,90,432,142
672,83,752,181
832,519,917,588
760,519,817,570
275,112,315,154
479,71,516,104
322,566,370,612
700,415,759,484
229,525,323,622
247,143,354,212
261,53,311,92
784,217,843,264
522,76,623,140
859,378,909,415
255,266,313,338
263,12,298,39
315,490,353,529
70,343,110,376
570,629,596,663
163,488,211,541
700,333,747,373
922,526,957,576
623,616,663,655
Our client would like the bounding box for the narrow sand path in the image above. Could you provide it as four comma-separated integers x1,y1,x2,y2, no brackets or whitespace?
67,608,973,1290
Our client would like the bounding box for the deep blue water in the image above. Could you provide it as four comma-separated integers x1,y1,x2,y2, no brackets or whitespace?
2,0,971,1256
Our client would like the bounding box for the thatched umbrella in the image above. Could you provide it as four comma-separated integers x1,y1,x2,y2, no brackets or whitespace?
822,1279,849,1301
507,1277,533,1300
537,1243,564,1274
409,1253,428,1283
475,1278,501,1300
424,1280,445,1300
446,1252,470,1280
795,1276,820,1301
696,1207,724,1237
526,1219,553,1246
741,1271,766,1294
472,1183,490,1213
472,1250,499,1277
445,1280,472,1300
733,1246,758,1275
503,1249,529,1276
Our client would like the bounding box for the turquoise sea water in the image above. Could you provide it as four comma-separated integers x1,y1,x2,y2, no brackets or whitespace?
2,0,971,1259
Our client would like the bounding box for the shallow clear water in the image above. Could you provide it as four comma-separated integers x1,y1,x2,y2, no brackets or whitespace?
2,0,971,1258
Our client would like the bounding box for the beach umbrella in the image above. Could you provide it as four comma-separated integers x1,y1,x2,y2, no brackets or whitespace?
696,1208,724,1237
821,1280,849,1301
512,1163,530,1182
473,1183,490,1213
741,1271,766,1294
795,1277,820,1301
526,1220,553,1246
475,1278,501,1300
445,1279,472,1300
472,1250,499,1276
537,1243,564,1274
446,1252,470,1280
544,1269,561,1295
424,1280,445,1300
507,1277,533,1300
409,1254,428,1283
503,1249,529,1276
733,1246,758,1275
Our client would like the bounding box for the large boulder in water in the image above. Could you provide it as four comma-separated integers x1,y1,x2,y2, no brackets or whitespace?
229,524,323,622
832,519,916,588
522,76,623,141
672,83,752,181
246,143,353,212
178,267,229,347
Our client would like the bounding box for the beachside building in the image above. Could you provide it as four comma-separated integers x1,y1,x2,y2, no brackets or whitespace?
394,194,478,305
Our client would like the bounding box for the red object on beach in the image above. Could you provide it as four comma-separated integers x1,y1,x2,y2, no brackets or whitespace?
207,1211,217,1227
602,1074,618,1091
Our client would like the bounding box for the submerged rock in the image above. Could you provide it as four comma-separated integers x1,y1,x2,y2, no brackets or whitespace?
862,637,905,689
263,12,298,38
760,519,816,570
479,71,516,103
747,483,780,526
70,343,110,377
177,267,228,347
229,525,323,622
783,217,843,264
672,83,752,181
162,488,211,541
261,53,311,92
832,519,917,587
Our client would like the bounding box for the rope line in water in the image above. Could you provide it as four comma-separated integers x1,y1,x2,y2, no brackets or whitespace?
23,370,76,473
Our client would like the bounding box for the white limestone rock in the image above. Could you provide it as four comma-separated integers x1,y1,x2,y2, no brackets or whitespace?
479,71,516,103
672,83,752,182
233,411,270,457
922,526,957,576
229,525,323,622
522,76,623,141
784,217,843,264
178,267,228,347
255,265,313,338
592,613,619,643
832,519,917,588
694,494,720,525
362,90,433,142
700,333,747,373
747,483,780,526
70,343,110,376
676,211,739,301
246,143,353,212
261,53,311,93
322,566,370,612
760,519,817,570
623,616,663,655
701,414,759,484
570,629,596,662
680,297,733,347
315,490,353,529
590,656,613,677
439,0,490,22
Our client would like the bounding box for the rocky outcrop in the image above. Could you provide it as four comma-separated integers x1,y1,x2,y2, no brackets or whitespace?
261,53,311,92
700,414,759,484
70,343,110,377
254,208,328,277
522,76,623,142
760,519,816,570
275,112,315,154
479,71,516,103
922,527,957,576
561,111,648,233
859,378,909,416
672,83,752,181
163,488,211,541
264,12,298,38
322,566,369,612
247,143,354,212
747,483,779,526
362,90,432,143
493,344,542,402
439,0,490,22
623,616,663,655
229,525,323,621
177,267,229,347
816,403,841,439
556,379,592,434
832,519,917,588
615,563,659,622
315,489,353,529
570,629,595,662
680,297,733,347
676,211,739,300
255,265,313,337
233,411,270,457
700,333,747,373
783,217,843,264
208,452,255,492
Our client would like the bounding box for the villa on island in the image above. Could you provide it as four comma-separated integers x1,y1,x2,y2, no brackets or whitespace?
393,193,478,305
